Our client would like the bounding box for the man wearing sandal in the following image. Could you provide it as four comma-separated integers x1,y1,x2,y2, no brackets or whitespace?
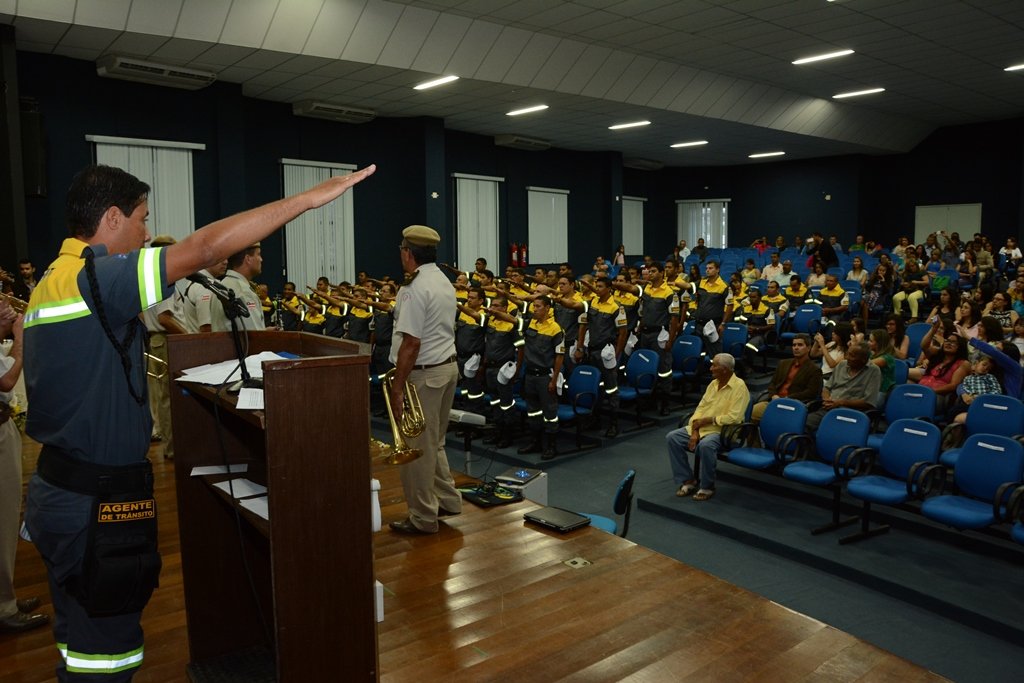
667,353,749,501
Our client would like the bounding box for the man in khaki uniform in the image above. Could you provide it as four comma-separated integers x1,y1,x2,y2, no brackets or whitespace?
388,225,462,534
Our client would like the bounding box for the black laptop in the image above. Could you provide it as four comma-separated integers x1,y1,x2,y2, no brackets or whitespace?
523,506,591,533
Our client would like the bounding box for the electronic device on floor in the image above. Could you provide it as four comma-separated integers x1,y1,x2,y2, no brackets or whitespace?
523,506,591,533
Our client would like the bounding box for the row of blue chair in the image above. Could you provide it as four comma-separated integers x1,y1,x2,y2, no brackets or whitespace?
721,398,1024,546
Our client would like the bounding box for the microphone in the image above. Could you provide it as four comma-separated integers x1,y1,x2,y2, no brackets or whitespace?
186,272,249,318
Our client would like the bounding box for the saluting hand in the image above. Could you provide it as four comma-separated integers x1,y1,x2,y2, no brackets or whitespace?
304,165,377,209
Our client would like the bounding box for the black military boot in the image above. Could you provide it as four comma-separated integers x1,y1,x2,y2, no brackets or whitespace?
517,434,543,455
541,434,558,460
604,419,619,438
495,426,512,449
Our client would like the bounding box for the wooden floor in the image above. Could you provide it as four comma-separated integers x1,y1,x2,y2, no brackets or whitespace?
2,436,947,682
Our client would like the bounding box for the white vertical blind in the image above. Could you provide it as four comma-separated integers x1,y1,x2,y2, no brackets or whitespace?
621,196,645,255
281,160,356,288
676,199,730,249
92,138,200,243
527,187,569,263
454,174,502,272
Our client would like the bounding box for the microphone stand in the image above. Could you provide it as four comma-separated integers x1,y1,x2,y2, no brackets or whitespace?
189,273,262,392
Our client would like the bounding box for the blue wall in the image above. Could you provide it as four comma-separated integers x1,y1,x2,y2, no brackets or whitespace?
15,51,1023,290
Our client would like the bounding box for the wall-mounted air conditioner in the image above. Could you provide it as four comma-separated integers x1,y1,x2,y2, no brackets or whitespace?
292,101,377,124
96,55,216,90
494,134,551,151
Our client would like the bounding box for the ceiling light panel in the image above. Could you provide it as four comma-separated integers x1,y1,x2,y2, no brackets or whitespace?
413,75,459,90
792,49,855,65
608,120,651,130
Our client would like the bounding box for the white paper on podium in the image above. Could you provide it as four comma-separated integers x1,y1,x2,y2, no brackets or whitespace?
176,352,290,385
212,478,268,499
236,388,264,410
239,496,269,520
190,464,248,477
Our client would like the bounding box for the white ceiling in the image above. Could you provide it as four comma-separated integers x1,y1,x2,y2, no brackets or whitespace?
3,0,1023,166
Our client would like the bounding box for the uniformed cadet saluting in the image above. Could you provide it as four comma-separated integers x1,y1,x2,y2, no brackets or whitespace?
613,261,680,414
516,295,565,460
575,276,628,437
481,294,523,449
548,276,587,369
23,162,374,680
454,287,488,412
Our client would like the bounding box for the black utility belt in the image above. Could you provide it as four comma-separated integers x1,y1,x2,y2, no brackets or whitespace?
641,325,666,333
486,359,515,368
525,366,549,377
37,446,153,496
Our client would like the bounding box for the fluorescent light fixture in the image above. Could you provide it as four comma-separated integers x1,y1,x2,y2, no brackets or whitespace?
413,75,459,90
670,140,709,148
792,49,854,65
749,151,785,159
608,120,650,130
1005,63,1024,72
506,104,549,116
832,87,885,99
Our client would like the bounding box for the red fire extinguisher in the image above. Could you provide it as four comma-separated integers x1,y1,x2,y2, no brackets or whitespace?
519,242,528,267
510,242,519,267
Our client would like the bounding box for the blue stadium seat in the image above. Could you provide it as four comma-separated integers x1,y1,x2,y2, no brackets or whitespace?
782,408,870,534
556,364,601,451
618,348,660,429
939,395,1024,468
671,335,705,398
841,419,942,544
905,322,931,362
866,384,937,450
921,434,1024,531
724,398,807,472
779,304,822,343
580,469,636,537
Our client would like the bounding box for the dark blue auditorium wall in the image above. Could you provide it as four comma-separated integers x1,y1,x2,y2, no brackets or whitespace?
16,51,1023,288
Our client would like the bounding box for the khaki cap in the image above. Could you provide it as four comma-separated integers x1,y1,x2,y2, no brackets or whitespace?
402,225,441,247
150,235,176,246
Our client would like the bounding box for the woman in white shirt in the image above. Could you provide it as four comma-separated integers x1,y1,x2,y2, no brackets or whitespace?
845,256,869,288
810,321,854,377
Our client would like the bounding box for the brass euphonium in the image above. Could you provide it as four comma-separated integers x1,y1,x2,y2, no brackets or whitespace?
0,292,29,314
380,369,425,465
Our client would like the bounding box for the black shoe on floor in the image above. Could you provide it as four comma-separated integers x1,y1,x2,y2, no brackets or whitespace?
16,597,40,613
517,439,542,455
0,611,50,634
604,423,619,438
388,518,436,535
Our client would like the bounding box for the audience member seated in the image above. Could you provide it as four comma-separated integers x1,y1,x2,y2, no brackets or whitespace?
884,314,910,359
761,252,783,282
909,324,970,411
868,328,897,397
805,342,881,431
806,262,827,287
819,274,850,321
955,300,983,339
846,256,869,288
784,274,808,312
750,334,822,423
740,259,761,285
948,353,1004,423
984,291,1018,337
667,354,750,502
812,322,854,379
862,262,896,322
893,260,929,321
925,287,957,325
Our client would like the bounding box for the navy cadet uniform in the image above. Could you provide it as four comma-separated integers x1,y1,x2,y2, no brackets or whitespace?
370,299,395,379
322,296,346,338
580,296,627,430
345,304,373,343
818,283,850,322
389,227,461,534
24,238,171,680
693,276,732,356
279,294,303,331
739,299,775,351
637,281,680,395
454,307,487,411
209,269,265,332
518,314,565,458
483,313,523,448
613,287,639,334
553,290,586,370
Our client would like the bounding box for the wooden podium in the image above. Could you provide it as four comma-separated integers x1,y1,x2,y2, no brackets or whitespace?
167,331,378,682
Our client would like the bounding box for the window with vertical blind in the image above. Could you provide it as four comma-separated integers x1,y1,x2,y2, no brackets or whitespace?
676,199,730,249
87,135,204,244
454,173,502,273
281,159,356,288
527,186,569,264
621,196,646,256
